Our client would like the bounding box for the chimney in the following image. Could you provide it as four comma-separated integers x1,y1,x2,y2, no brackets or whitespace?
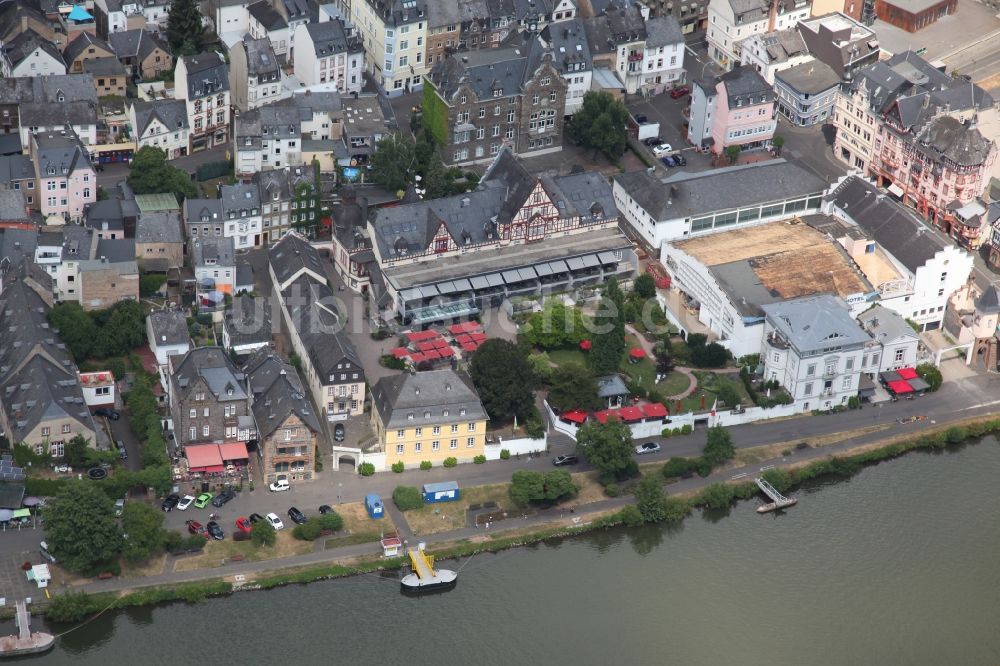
767,0,779,32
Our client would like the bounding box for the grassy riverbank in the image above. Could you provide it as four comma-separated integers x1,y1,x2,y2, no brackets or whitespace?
40,414,1000,623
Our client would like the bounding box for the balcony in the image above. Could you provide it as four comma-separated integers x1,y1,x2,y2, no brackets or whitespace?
766,332,789,350
627,52,643,62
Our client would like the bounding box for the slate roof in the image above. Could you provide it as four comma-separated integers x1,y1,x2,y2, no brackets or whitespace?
2,29,63,71
240,35,280,76
371,369,486,429
95,238,137,263
171,347,247,401
0,228,37,268
0,155,34,183
33,132,93,177
244,349,320,440
912,115,994,168
825,176,949,273
192,237,235,268
268,231,324,288
597,374,629,398
82,57,127,77
235,104,305,143
131,99,189,137
180,52,230,99
220,183,261,216
280,274,364,383
0,73,96,105
0,190,26,221
184,198,222,225
148,309,189,347
540,19,592,74
644,15,684,48
775,59,841,96
857,305,919,344
108,29,169,62
137,211,183,244
976,284,1000,314
763,294,871,354
719,65,774,106
616,159,825,221
247,0,288,30
0,2,48,43
428,45,531,100
727,0,769,22
752,28,808,63
225,294,272,349
304,19,358,58
63,31,113,66
19,100,97,129
363,0,427,28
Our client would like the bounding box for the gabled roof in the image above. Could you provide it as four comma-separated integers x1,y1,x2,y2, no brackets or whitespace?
912,115,994,168
244,349,320,439
371,369,485,429
136,211,183,244
191,236,235,268
268,230,324,288
976,284,1000,315
224,294,272,348
171,347,247,401
82,57,127,76
540,18,592,74
0,155,34,182
2,29,64,70
247,0,288,30
239,35,280,76
180,52,230,98
148,309,189,347
32,131,93,177
857,304,919,343
304,19,359,57
109,28,170,62
644,15,683,49
763,294,871,354
280,274,364,381
184,198,222,225
220,183,261,214
718,65,774,106
131,99,189,137
63,31,113,65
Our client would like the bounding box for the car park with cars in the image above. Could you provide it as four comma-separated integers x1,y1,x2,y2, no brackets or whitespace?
652,143,673,157
269,479,290,492
194,493,213,509
266,513,284,530
212,488,236,507
186,520,208,537
235,517,252,533
287,507,307,525
161,494,180,512
177,495,195,511
206,521,224,540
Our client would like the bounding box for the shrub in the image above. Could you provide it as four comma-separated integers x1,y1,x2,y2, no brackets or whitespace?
761,468,793,494
672,428,682,436
604,482,620,497
317,512,344,532
358,462,375,476
443,457,458,468
292,520,323,541
47,591,102,624
944,426,967,444
499,449,511,460
419,460,433,470
663,497,692,523
916,363,943,392
473,455,486,464
620,504,644,527
680,424,693,435
847,396,861,410
392,485,423,511
391,461,405,473
381,355,407,370
233,531,250,542
661,428,672,438
251,520,276,547
25,477,70,496
525,419,545,439
662,457,698,478
698,482,736,509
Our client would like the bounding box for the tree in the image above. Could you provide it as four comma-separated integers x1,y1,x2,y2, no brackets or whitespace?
165,0,204,56
717,383,741,408
48,302,98,361
916,363,943,392
126,146,197,201
44,483,123,574
92,300,146,358
251,520,277,547
568,91,629,160
392,485,423,511
63,434,91,468
576,419,637,481
371,133,416,193
633,273,656,299
699,482,735,510
635,474,667,523
590,279,626,375
121,502,166,562
724,144,741,164
420,151,449,199
469,339,536,423
509,470,576,505
688,335,728,368
703,425,735,466
547,363,601,412
522,301,586,349
771,135,785,154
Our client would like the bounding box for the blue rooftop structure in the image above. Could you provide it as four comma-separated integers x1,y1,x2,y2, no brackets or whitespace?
67,5,93,22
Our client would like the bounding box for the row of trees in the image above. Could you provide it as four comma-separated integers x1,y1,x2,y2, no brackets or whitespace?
48,300,146,364
371,132,480,199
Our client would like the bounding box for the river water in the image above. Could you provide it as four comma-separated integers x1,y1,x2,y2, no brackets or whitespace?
24,437,1000,665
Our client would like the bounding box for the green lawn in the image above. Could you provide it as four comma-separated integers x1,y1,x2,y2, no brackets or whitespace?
672,371,751,413
656,371,692,397
548,348,588,368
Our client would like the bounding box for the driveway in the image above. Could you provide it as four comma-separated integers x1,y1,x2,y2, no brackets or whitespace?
108,409,143,471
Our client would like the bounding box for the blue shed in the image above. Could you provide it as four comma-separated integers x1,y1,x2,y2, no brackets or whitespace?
365,493,385,519
422,481,460,503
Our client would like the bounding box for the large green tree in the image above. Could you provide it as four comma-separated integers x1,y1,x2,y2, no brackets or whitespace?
704,424,735,467
92,300,146,358
127,146,197,201
590,278,626,375
469,339,536,424
576,419,637,481
44,483,123,574
509,470,577,506
568,91,629,160
165,0,204,56
547,363,602,412
371,133,416,193
121,502,167,562
48,302,98,361
522,301,586,349
635,474,667,523
633,273,656,299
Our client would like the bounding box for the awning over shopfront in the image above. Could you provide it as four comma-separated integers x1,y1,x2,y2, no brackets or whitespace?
219,442,249,461
887,183,905,198
186,443,224,471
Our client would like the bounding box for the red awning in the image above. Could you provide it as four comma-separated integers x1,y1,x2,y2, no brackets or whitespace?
618,406,644,421
416,341,438,352
593,410,611,424
469,332,487,343
461,342,478,353
219,441,249,461
579,339,592,351
438,346,455,358
563,409,587,424
642,402,668,418
423,349,441,360
887,379,914,394
201,465,226,473
406,330,439,342
186,444,223,470
434,338,450,348
896,367,918,380
448,322,482,335
629,347,646,359
455,334,472,344
391,347,411,359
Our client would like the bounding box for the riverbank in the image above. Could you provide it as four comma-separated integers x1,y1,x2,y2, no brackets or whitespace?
39,413,1000,623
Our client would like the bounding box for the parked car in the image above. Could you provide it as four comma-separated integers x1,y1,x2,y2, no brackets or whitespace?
177,495,195,511
266,512,285,530
652,143,673,156
161,494,180,512
194,493,213,509
206,521,224,540
116,440,127,461
287,507,307,525
39,541,56,564
248,513,264,524
669,85,690,99
319,505,334,514
660,155,677,168
642,136,664,147
552,454,579,466
269,479,290,492
186,520,208,537
334,423,345,442
674,153,687,166
635,442,662,455
94,407,120,420
212,488,236,508
235,517,252,534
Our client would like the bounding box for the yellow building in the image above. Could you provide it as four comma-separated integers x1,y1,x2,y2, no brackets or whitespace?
349,0,428,95
370,369,487,468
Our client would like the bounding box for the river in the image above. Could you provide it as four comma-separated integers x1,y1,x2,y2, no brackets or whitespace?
23,437,1000,665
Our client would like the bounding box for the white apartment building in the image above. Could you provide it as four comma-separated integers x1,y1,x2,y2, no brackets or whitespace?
641,16,686,95
293,20,364,92
738,28,811,84
129,99,190,159
230,35,289,111
233,104,304,176
219,183,263,248
174,52,232,152
350,0,428,95
706,0,811,70
540,19,592,116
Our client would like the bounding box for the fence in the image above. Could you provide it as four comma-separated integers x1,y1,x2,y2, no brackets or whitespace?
484,434,547,459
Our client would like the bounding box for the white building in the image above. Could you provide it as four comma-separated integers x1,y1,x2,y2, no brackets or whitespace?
640,15,686,95
738,28,811,84
824,176,974,332
141,0,171,30
219,182,263,248
539,19,592,116
174,52,232,152
146,309,191,366
248,0,290,57
761,294,870,410
129,99,190,158
2,30,67,78
230,35,289,111
349,0,428,95
79,371,116,407
706,0,811,70
233,104,304,176
293,19,364,92
856,305,920,374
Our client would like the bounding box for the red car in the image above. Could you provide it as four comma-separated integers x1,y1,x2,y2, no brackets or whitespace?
669,86,690,99
186,520,208,538
235,517,252,534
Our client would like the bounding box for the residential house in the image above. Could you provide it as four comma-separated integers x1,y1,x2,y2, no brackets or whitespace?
84,189,139,238
686,64,776,155
370,369,488,469
273,0,313,62
248,0,290,57
706,0,812,70
146,308,190,366
612,159,826,251
77,256,140,310
856,304,920,374
174,52,231,152
796,12,879,79
349,0,429,95
942,281,1000,369
82,57,128,97
269,231,366,420
1,29,66,79
0,155,37,210
582,3,648,94
640,15,686,96
423,0,462,69
138,0,171,31
424,40,567,166
93,0,147,39
774,59,841,126
653,0,711,36
135,210,183,270
328,186,374,293
215,0,252,42
219,182,263,248
340,95,389,165
0,190,30,228
539,18,593,116
223,293,272,356
293,19,364,92
190,235,237,312
230,35,288,112
167,346,250,447
30,130,97,223
183,198,223,241
63,31,116,73
32,223,139,308
370,147,634,325
256,166,319,244
108,28,171,79
874,0,955,32
129,99,190,158
0,2,57,46
0,279,99,454
8,74,100,148
761,294,869,410
234,104,306,176
738,28,810,85
245,349,321,484
823,175,975,332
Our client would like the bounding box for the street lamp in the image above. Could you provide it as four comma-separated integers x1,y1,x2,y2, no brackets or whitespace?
338,482,343,505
